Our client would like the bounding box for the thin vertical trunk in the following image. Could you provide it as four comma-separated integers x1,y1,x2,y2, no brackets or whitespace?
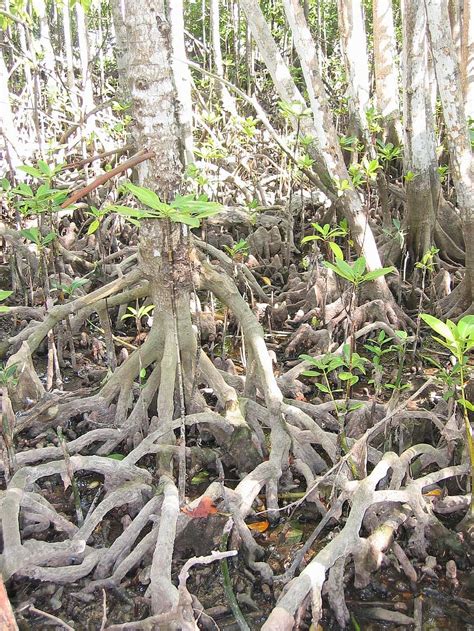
210,0,237,115
75,1,95,119
245,19,254,95
281,0,392,296
110,0,129,100
23,4,45,154
232,0,241,88
97,5,105,98
402,0,440,264
18,22,34,115
337,0,371,143
425,0,474,307
169,0,194,166
34,0,57,96
238,0,333,193
0,42,21,166
373,0,403,144
303,0,310,20
462,0,474,118
202,0,207,67
62,0,78,113
116,0,196,608
449,0,463,63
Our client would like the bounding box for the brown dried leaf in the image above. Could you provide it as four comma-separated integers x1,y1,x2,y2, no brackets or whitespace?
181,496,218,519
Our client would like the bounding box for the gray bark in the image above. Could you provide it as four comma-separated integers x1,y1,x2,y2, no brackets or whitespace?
373,0,403,144
402,0,440,263
280,0,393,295
425,0,474,304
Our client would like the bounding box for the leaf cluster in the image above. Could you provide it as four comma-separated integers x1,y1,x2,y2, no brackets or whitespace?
112,183,222,229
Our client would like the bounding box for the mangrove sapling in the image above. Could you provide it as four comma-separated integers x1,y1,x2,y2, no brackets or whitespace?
85,204,114,264
20,226,66,389
323,255,395,404
223,238,250,263
365,329,410,398
20,227,57,293
301,219,349,322
279,100,312,266
300,347,368,471
420,313,474,530
412,247,439,357
0,290,12,313
121,302,155,339
364,329,410,446
51,277,91,372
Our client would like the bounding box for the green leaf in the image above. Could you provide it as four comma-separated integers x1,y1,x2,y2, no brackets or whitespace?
301,234,319,244
70,278,90,292
420,314,456,343
123,182,169,212
38,160,52,177
107,453,125,460
301,370,322,377
191,470,210,485
338,372,353,381
459,398,474,411
140,368,147,380
314,383,330,393
18,165,43,178
328,241,344,260
364,344,381,354
0,306,10,313
112,205,157,220
87,219,100,235
457,315,474,340
395,330,408,343
352,256,366,277
285,526,303,544
363,266,395,281
20,227,40,244
16,183,33,197
170,212,200,228
327,357,344,372
432,335,458,355
42,232,57,245
171,194,221,215
36,184,53,198
336,258,356,280
0,290,12,302
324,260,353,282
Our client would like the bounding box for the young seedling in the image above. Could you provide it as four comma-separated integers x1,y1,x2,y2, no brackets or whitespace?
301,220,350,322
113,182,222,229
224,239,249,261
365,330,409,402
21,227,57,296
0,362,18,387
413,247,439,357
421,314,474,523
0,290,12,313
301,347,367,469
121,303,155,336
324,255,395,409
51,277,90,299
301,219,349,262
323,255,395,291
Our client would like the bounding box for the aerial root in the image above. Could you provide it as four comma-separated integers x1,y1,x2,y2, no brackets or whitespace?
262,453,469,630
